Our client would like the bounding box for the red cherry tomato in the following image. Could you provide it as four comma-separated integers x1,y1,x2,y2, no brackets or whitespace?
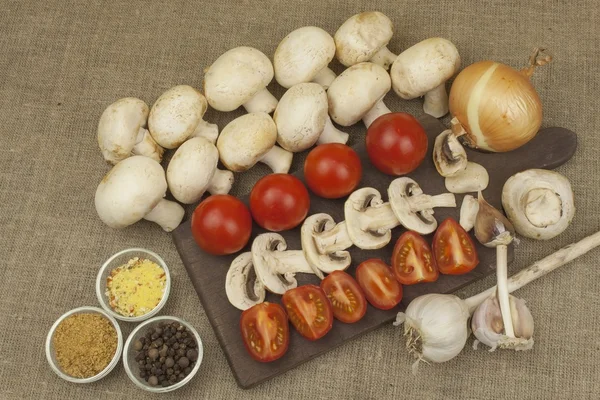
320,271,367,323
366,113,428,175
391,231,439,285
303,144,362,199
433,218,480,275
191,194,252,255
281,285,333,340
249,174,310,231
355,259,403,310
240,302,289,362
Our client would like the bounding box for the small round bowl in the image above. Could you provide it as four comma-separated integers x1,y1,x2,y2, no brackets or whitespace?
45,306,123,383
96,248,171,322
123,316,204,393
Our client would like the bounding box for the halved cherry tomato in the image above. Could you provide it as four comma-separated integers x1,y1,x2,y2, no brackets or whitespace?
281,285,333,340
391,231,439,285
433,218,480,275
240,302,289,362
355,259,403,310
320,271,367,323
303,143,362,199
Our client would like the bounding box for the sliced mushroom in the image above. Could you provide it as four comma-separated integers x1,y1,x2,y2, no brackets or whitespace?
225,252,265,311
251,233,314,295
301,214,352,279
445,162,489,194
460,194,479,232
388,177,456,234
502,169,575,240
433,129,467,177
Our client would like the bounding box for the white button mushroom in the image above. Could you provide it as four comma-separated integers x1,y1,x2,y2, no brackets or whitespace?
166,137,234,204
390,38,461,118
433,129,468,177
334,11,397,70
444,162,489,194
327,62,392,128
225,252,266,311
148,85,218,149
95,156,184,232
217,112,293,174
97,97,164,165
274,26,337,89
502,169,575,240
204,46,278,114
273,83,348,152
459,194,479,232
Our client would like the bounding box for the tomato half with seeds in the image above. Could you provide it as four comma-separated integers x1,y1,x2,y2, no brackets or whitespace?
391,231,439,285
240,302,289,363
320,271,367,323
355,259,403,310
433,218,480,275
281,285,333,340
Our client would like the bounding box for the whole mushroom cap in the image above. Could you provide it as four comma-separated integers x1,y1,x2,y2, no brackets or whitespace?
148,85,209,149
204,46,274,112
334,11,394,67
217,112,277,172
327,62,391,126
274,26,335,88
95,156,168,229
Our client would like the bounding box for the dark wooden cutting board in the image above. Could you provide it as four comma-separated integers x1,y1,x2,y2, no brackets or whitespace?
172,114,576,389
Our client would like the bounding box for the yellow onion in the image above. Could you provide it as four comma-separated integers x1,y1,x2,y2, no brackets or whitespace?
448,48,551,152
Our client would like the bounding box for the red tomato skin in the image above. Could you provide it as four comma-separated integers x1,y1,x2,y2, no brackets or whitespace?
191,195,252,255
320,271,367,323
355,259,403,310
391,231,439,285
240,302,289,362
250,174,310,231
432,218,480,275
365,113,428,176
281,285,333,341
303,144,362,199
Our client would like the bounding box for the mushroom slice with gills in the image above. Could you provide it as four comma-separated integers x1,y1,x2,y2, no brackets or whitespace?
445,162,489,194
460,194,479,232
388,177,457,235
203,46,278,114
273,83,348,152
274,26,337,89
97,97,164,165
334,11,397,70
301,213,353,279
433,129,467,177
251,233,315,295
166,137,234,204
217,112,293,174
502,169,575,240
327,62,392,128
148,85,218,149
225,252,266,311
390,38,461,118
95,156,184,232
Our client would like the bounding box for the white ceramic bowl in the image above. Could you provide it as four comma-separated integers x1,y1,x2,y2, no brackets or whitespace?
45,306,123,383
123,316,204,393
96,248,171,322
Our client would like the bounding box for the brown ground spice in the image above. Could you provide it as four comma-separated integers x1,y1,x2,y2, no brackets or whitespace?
53,313,118,378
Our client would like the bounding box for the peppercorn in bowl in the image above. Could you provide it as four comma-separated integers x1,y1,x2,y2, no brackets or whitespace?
45,306,124,383
123,316,203,392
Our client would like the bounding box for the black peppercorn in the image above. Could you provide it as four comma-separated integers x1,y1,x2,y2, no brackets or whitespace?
148,376,158,387
178,357,190,368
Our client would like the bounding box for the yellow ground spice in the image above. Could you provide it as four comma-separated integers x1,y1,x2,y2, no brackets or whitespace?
106,257,166,317
53,313,118,378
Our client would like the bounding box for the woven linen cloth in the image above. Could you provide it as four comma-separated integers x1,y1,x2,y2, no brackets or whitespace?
0,0,598,399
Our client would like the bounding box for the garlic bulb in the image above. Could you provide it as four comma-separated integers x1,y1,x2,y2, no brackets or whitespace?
448,48,552,152
394,294,470,374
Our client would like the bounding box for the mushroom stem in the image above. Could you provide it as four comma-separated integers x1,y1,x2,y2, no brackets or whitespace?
190,120,219,144
259,145,293,173
362,202,401,232
207,169,234,195
132,127,164,163
317,117,349,145
362,99,391,128
423,83,449,118
407,193,457,211
495,244,516,338
242,88,279,114
370,46,397,70
313,221,353,254
142,198,185,232
311,67,337,89
271,250,314,274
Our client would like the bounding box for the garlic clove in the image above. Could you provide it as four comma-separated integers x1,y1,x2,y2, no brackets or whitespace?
474,191,515,247
509,296,534,339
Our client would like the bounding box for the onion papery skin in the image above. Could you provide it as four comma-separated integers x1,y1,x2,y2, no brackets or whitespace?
449,61,542,152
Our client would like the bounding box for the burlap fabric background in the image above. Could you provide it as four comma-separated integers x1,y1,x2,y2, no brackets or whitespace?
1,0,598,399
